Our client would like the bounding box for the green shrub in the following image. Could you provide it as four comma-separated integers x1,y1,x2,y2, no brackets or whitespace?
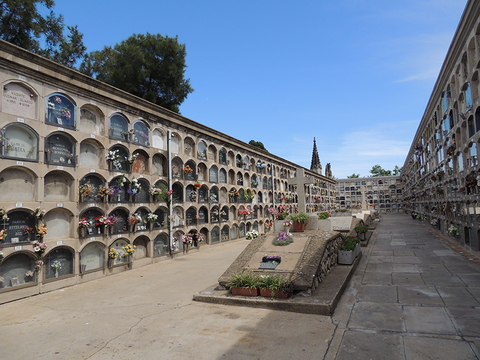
289,212,309,223
225,270,260,289
355,225,368,234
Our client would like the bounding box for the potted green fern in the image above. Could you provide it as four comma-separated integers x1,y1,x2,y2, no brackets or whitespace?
289,212,309,232
226,270,260,296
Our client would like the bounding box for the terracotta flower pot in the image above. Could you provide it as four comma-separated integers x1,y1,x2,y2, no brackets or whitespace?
259,288,289,298
230,286,259,296
293,221,305,232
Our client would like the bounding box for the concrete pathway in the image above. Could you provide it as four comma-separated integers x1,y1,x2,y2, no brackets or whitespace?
1,213,480,359
328,213,480,360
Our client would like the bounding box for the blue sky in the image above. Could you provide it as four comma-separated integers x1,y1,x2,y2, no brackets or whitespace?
52,0,468,178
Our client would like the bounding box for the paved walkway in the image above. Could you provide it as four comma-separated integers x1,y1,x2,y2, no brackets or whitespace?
1,213,480,359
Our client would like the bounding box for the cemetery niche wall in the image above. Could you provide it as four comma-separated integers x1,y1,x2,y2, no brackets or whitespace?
0,39,336,303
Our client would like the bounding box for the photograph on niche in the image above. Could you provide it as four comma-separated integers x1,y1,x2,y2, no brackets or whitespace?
87,228,94,235
10,277,18,286
57,117,62,125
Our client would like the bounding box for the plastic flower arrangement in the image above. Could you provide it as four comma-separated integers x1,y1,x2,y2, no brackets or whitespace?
51,260,62,270
35,260,43,271
79,182,93,196
108,248,119,259
194,182,201,188
184,165,193,173
167,190,173,196
220,210,227,218
182,235,193,244
189,191,197,201
268,207,275,214
33,240,47,255
105,215,120,228
95,215,108,226
430,218,438,226
275,210,288,220
0,207,9,222
149,187,162,196
60,107,71,119
23,226,35,235
128,214,142,225
122,244,136,257
115,175,127,188
246,230,259,240
0,229,6,241
264,220,273,230
211,209,219,218
127,177,142,195
78,217,92,228
318,211,330,220
106,149,120,161
283,220,293,227
34,207,46,220
97,184,114,197
229,189,239,197
448,225,459,236
147,213,158,223
125,153,139,164
210,193,218,202
272,232,294,246
109,185,120,196
36,224,48,238
25,270,35,278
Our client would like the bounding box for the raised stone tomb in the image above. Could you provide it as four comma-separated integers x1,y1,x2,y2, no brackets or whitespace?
218,230,343,292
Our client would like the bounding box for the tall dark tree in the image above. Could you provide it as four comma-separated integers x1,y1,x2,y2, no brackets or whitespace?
249,140,268,152
347,173,360,178
80,33,194,113
0,1,86,67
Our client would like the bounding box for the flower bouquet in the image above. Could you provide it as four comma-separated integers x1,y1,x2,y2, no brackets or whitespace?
78,217,92,228
122,244,136,257
33,240,47,255
272,232,293,246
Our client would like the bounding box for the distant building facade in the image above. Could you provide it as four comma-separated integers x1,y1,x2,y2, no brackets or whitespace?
335,176,402,213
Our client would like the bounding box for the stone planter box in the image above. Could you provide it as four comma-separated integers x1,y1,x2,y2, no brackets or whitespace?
355,243,361,258
338,250,354,265
259,288,290,298
274,219,289,231
230,287,258,296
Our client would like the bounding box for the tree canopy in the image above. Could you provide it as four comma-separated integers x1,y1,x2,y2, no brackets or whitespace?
249,140,268,152
347,173,360,178
80,33,194,113
369,165,391,176
0,0,86,67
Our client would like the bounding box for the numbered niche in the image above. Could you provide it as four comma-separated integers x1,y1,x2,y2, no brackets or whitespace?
0,210,36,244
46,93,76,129
44,132,76,166
108,113,129,141
1,123,39,161
131,120,150,147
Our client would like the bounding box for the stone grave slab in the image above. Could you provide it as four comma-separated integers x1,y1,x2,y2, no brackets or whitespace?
218,230,342,291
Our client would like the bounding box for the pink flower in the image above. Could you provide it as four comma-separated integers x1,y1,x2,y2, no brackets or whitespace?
167,190,173,196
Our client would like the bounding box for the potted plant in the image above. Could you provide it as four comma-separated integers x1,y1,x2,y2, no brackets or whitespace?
226,270,260,296
258,274,292,298
289,212,309,232
338,237,356,265
354,225,368,240
318,211,330,220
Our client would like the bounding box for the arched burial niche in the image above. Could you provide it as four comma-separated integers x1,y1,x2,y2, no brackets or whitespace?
1,123,39,161
79,242,105,273
109,239,130,265
45,93,76,129
133,235,149,259
108,113,129,141
79,139,102,169
2,81,38,120
80,106,104,135
43,208,71,240
0,210,36,244
154,233,170,256
45,132,76,166
0,167,36,202
152,128,167,150
0,252,37,290
79,174,105,203
44,171,73,202
132,120,150,147
44,246,75,280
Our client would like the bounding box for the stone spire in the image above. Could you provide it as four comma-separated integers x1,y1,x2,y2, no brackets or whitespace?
310,137,322,175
